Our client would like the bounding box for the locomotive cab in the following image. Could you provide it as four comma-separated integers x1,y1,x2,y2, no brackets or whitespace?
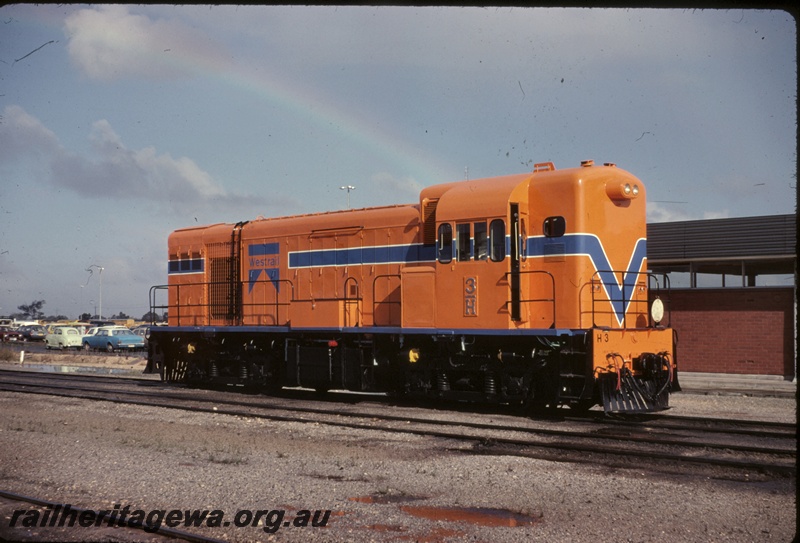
401,160,676,411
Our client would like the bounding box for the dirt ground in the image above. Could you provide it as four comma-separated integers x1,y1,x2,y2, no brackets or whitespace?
0,347,796,542
11,349,147,371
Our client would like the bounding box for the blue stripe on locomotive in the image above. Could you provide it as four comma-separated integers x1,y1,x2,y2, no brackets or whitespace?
168,235,647,325
288,243,438,268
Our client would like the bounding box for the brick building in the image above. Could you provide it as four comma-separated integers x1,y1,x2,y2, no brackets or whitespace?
647,214,796,379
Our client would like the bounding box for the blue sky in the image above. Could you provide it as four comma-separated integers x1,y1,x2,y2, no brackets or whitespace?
0,5,796,319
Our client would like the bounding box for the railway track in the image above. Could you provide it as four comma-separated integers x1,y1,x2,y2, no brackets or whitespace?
0,369,794,480
577,410,796,439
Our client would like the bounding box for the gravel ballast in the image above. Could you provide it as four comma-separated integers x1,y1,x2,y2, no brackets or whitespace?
0,373,795,543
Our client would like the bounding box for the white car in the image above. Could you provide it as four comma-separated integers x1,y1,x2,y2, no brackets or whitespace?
45,327,82,350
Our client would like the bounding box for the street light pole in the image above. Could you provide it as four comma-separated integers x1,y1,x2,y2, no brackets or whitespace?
339,185,356,209
99,267,103,319
86,265,104,320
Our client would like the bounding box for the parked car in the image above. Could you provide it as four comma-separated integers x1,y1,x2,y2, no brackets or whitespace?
82,327,145,352
131,325,150,347
45,327,83,350
83,325,127,340
19,325,46,342
88,320,116,328
82,326,100,340
68,323,90,335
0,326,23,343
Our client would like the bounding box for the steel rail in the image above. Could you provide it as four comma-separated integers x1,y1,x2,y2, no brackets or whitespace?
0,374,794,477
0,370,795,456
0,373,794,457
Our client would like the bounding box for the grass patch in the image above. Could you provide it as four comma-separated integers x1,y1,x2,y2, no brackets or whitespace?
0,345,18,362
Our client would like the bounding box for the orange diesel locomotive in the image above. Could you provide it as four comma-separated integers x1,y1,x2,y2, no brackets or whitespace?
146,160,677,413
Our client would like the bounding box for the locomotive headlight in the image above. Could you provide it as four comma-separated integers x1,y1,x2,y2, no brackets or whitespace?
651,297,664,325
606,181,641,201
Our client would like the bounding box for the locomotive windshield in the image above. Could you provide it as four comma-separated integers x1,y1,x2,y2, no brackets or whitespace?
437,223,452,263
489,219,505,262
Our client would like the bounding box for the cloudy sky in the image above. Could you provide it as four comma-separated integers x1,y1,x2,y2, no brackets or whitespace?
0,5,796,319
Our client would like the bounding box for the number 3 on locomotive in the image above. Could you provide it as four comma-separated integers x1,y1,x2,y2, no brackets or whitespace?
464,276,478,317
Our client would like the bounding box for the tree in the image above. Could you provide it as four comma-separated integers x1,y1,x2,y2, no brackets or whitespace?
44,314,68,321
17,300,45,320
112,312,130,319
141,311,162,323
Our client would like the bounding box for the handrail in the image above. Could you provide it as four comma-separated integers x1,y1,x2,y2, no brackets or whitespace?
258,279,294,326
503,270,556,327
148,285,169,325
343,277,361,327
150,279,295,327
648,273,671,328
590,270,670,329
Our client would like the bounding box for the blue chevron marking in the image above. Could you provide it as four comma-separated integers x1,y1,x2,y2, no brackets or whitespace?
526,234,647,325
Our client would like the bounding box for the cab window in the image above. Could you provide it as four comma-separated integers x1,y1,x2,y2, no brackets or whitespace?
544,216,566,237
456,223,471,261
474,222,488,260
437,223,452,263
489,219,505,262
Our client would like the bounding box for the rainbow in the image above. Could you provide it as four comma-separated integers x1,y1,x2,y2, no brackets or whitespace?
18,4,458,187
218,61,456,186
